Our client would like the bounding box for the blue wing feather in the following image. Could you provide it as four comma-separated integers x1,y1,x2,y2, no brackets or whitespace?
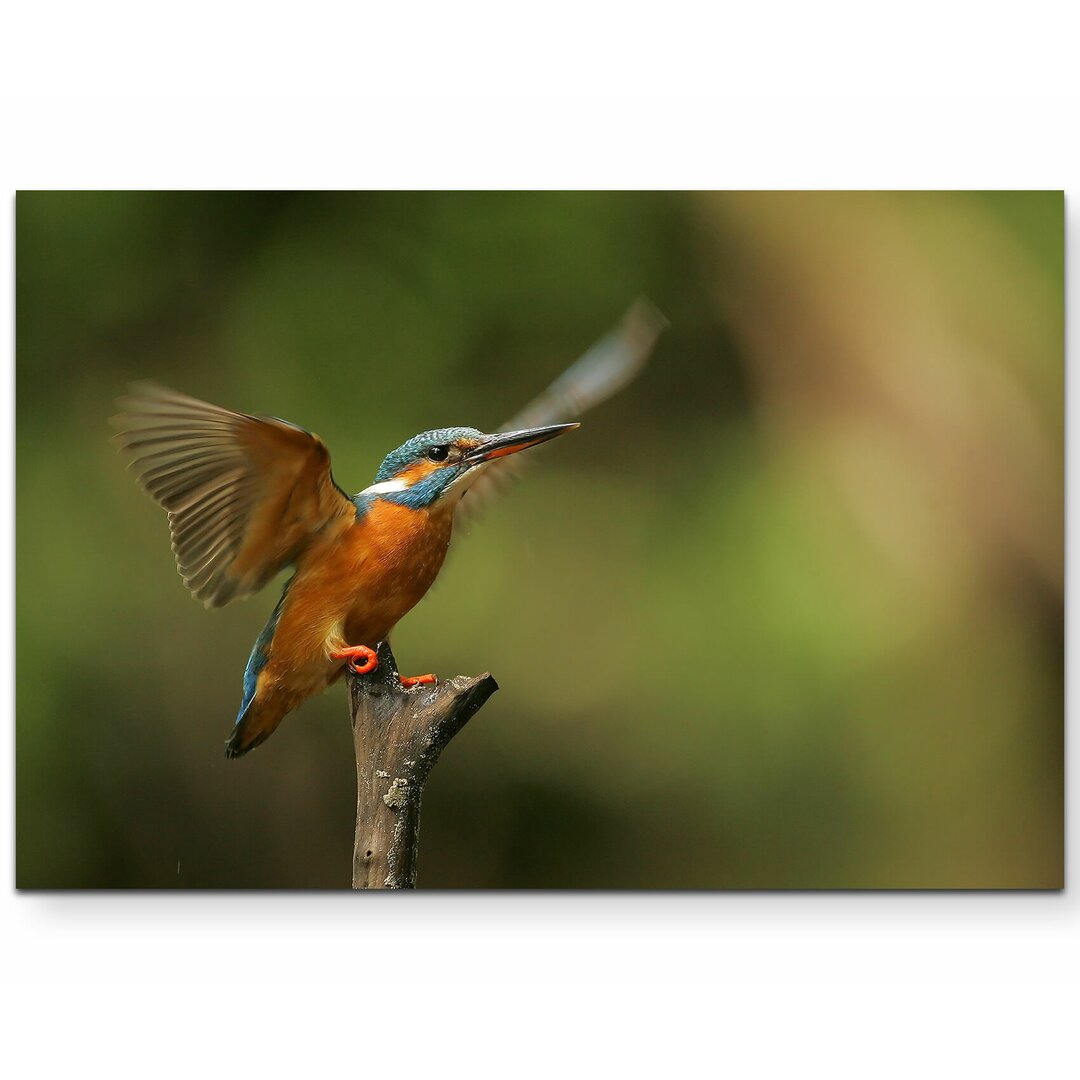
235,577,293,723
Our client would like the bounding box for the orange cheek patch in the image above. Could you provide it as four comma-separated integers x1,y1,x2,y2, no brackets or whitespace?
395,460,441,486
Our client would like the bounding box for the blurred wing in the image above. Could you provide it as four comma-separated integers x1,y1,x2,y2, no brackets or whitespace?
459,297,668,520
112,383,354,607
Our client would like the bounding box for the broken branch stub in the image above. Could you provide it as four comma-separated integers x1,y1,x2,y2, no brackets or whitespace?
346,641,498,889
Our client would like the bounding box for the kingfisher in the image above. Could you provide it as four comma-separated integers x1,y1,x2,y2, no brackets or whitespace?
112,300,666,758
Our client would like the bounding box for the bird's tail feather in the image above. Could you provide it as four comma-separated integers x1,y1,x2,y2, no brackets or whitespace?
225,697,286,759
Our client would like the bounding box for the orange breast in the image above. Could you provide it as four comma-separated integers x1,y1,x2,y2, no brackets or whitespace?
339,500,455,644
260,498,455,686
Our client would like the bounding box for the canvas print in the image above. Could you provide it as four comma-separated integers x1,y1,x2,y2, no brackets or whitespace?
15,191,1063,888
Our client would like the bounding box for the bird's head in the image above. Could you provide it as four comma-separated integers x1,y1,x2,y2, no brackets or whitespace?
360,423,579,510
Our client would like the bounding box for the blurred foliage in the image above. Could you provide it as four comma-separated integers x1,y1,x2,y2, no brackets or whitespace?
15,191,1062,888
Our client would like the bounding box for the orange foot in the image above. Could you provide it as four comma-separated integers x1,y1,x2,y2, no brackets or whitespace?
400,673,437,689
330,644,378,675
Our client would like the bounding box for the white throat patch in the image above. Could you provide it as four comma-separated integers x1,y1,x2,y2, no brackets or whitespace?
358,478,409,497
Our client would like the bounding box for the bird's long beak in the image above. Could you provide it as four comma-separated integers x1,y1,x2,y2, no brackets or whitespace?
464,423,580,464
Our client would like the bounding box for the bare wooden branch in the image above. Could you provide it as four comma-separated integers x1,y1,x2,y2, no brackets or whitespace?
346,641,498,889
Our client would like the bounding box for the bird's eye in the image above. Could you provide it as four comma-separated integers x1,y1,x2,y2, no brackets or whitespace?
426,445,450,462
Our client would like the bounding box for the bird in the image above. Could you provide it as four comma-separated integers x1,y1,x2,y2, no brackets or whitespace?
112,300,667,758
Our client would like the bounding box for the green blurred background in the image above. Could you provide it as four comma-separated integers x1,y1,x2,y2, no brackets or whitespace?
15,191,1063,888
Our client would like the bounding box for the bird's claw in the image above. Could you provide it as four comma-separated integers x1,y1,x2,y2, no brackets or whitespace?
400,673,438,689
330,644,379,675
331,646,436,687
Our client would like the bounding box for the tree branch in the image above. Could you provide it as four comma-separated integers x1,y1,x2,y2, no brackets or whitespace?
346,641,498,889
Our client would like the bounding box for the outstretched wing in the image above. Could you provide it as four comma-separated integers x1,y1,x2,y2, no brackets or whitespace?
112,383,355,608
459,297,668,519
